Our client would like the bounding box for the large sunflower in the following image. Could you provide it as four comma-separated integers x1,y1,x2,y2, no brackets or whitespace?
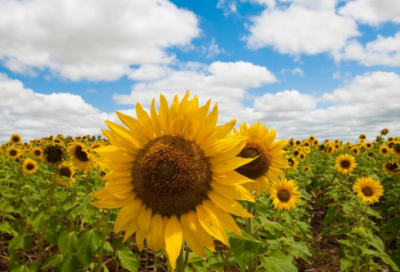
10,133,22,144
68,141,93,172
391,142,400,158
335,154,357,174
383,161,400,175
6,146,20,160
22,158,39,175
353,177,384,204
231,121,288,197
90,93,255,269
270,178,301,211
57,162,76,187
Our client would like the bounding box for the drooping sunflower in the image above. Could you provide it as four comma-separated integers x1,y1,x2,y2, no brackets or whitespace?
359,134,367,140
232,121,288,197
379,146,389,156
10,134,22,144
31,147,43,160
43,144,65,167
387,141,395,149
318,144,326,152
335,154,357,174
381,128,389,135
68,141,93,172
57,162,76,187
351,146,360,156
313,139,319,146
383,161,400,175
303,166,311,173
391,142,400,158
287,157,299,170
353,177,384,204
90,93,256,269
22,158,39,175
270,178,301,211
6,146,20,160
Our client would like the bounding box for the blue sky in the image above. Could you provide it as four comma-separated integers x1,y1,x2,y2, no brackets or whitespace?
1,0,400,143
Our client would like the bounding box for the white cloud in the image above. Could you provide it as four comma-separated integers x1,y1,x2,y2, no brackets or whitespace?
217,0,239,16
128,65,173,82
338,32,400,66
243,0,360,55
339,0,400,26
254,90,316,112
0,0,200,81
280,68,304,77
204,38,227,59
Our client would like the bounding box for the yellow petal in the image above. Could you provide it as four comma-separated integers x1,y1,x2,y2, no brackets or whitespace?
203,119,237,150
94,146,137,162
136,102,155,140
180,213,206,257
210,204,242,236
187,211,215,252
114,199,142,233
263,129,276,147
207,191,253,218
123,204,146,243
136,207,153,252
146,213,163,253
196,201,229,246
96,158,133,172
150,98,162,137
115,111,151,144
211,157,257,173
159,94,170,135
195,103,218,145
205,137,247,158
208,139,246,164
210,181,254,202
212,171,254,185
188,99,211,140
89,182,134,199
105,121,144,149
101,129,138,155
90,191,136,209
165,215,183,270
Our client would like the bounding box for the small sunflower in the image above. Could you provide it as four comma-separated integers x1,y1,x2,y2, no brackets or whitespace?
57,162,76,187
353,177,383,204
324,139,330,144
43,144,65,167
381,128,389,135
287,157,299,170
379,146,389,156
6,146,20,160
303,147,311,154
359,139,365,144
313,139,319,146
365,142,374,149
391,142,400,158
325,144,335,156
334,143,340,150
298,152,306,161
376,136,383,142
53,138,63,145
309,135,315,142
303,141,311,148
293,149,300,157
335,154,357,174
359,134,367,140
334,139,340,144
10,134,22,144
76,136,82,141
270,178,301,211
396,136,400,141
295,140,301,146
68,141,93,172
90,142,103,150
318,144,326,151
387,141,395,149
383,161,400,175
31,147,43,160
351,146,360,156
303,166,311,173
22,158,39,175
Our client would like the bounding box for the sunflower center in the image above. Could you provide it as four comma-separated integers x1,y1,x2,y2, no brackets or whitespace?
293,150,299,156
340,160,350,169
75,146,89,161
362,187,373,197
9,149,17,156
288,158,294,166
60,167,72,178
387,162,400,171
235,139,271,180
388,142,394,148
382,148,388,154
26,163,35,170
12,136,20,142
277,189,291,202
44,146,63,163
132,135,212,217
34,150,41,156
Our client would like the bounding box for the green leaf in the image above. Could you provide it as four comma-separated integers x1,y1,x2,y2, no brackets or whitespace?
76,229,102,267
10,263,37,272
383,217,400,232
380,253,400,272
0,221,18,236
259,250,297,272
229,236,260,272
226,230,258,242
30,211,50,232
8,234,32,255
369,236,384,253
258,219,285,231
192,260,208,272
41,253,63,270
389,250,400,272
61,255,80,272
58,231,78,254
116,246,140,272
340,256,354,272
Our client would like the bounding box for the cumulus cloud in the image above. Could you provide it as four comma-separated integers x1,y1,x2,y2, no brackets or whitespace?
254,90,316,112
243,0,360,55
0,0,200,81
339,0,400,26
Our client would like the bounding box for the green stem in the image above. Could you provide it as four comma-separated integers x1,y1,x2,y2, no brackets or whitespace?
175,243,185,272
94,209,111,272
246,204,254,272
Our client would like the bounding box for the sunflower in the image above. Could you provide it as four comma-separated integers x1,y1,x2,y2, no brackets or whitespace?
76,136,82,141
313,139,319,146
53,138,63,145
381,128,389,135
309,135,315,142
295,140,301,146
232,121,288,197
6,146,20,160
298,152,306,161
57,162,76,187
22,158,39,175
387,141,395,149
68,141,93,172
353,177,383,204
325,144,335,156
351,146,360,156
368,152,375,157
10,134,22,144
43,144,65,167
334,139,340,144
335,154,357,174
359,134,367,140
376,136,383,142
324,139,330,144
303,141,311,148
365,142,374,149
334,143,340,150
287,157,299,170
359,139,365,144
391,142,400,158
379,146,389,156
90,92,256,269
293,149,300,157
270,178,301,211
383,161,400,175
90,142,103,150
303,166,311,173
318,144,326,151
31,147,43,160
396,136,400,141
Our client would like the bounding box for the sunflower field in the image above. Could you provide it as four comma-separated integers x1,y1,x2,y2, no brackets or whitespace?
0,92,399,272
